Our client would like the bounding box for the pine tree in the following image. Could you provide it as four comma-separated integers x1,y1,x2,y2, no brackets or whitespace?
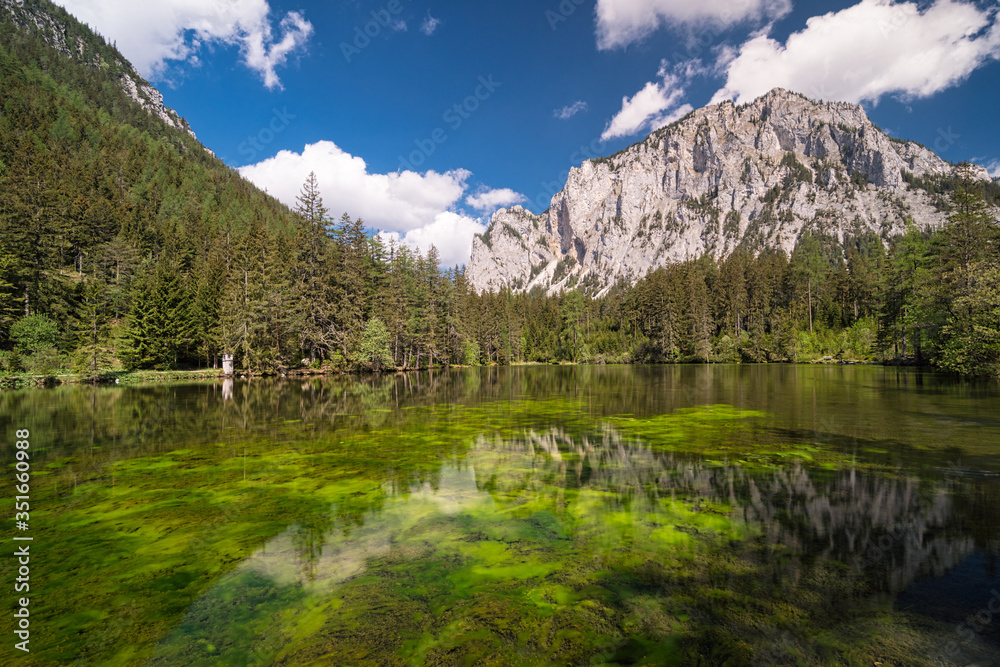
0,251,18,340
121,254,190,370
72,278,114,376
789,232,829,335
188,251,225,368
560,290,585,363
220,218,270,373
716,249,749,339
0,135,63,317
938,163,999,291
335,213,369,358
935,166,1000,376
686,259,713,362
879,226,935,362
294,173,337,363
421,245,443,367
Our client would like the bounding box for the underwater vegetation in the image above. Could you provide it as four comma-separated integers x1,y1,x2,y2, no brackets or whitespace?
2,365,999,665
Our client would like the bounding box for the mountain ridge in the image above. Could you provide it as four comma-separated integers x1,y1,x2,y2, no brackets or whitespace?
0,0,197,140
468,88,991,296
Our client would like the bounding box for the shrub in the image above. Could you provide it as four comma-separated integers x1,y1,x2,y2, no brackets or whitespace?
462,341,480,366
714,335,739,363
23,347,63,375
0,349,21,373
10,314,59,355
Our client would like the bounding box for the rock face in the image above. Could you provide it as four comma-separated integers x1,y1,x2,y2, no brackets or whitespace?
117,67,198,140
468,89,988,296
1,0,197,140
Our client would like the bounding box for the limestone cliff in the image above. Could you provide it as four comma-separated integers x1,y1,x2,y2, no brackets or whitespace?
468,89,988,296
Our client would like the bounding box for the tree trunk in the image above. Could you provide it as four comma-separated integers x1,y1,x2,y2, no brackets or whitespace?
808,277,813,334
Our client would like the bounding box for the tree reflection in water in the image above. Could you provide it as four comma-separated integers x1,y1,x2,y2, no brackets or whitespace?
159,423,1000,665
4,365,999,665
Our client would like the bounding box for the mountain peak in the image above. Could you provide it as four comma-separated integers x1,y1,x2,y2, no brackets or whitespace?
468,89,982,296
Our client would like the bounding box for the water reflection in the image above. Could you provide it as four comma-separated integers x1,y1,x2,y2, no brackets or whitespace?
4,365,1000,665
156,422,1000,665
4,365,998,469
466,425,1000,594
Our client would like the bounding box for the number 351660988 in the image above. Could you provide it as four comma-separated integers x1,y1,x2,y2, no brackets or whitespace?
15,429,30,520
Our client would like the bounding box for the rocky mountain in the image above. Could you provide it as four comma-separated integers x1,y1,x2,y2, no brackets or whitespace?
468,88,989,296
0,0,197,140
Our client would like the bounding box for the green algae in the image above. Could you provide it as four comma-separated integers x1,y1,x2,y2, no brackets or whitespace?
2,366,1000,665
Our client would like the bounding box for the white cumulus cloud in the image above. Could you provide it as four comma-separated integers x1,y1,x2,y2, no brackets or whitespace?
602,73,693,141
466,188,526,212
380,213,487,269
54,0,313,89
239,141,494,267
595,0,791,50
710,0,1000,106
554,101,589,120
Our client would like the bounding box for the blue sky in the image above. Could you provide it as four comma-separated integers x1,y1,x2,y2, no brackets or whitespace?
56,0,1000,266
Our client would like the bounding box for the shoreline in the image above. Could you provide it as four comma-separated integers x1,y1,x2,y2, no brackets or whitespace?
0,358,938,390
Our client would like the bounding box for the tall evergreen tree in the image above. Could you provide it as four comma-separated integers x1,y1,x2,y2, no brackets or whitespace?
72,277,114,376
293,172,336,364
121,254,190,370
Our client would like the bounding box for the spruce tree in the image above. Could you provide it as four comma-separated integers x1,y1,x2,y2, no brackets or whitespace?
72,278,114,376
294,173,336,364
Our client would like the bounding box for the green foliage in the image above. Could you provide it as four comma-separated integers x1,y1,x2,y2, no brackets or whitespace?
71,278,117,375
843,318,877,359
354,317,394,372
781,152,814,186
0,252,18,336
0,2,996,379
121,255,193,370
22,345,64,374
0,349,21,372
462,340,480,366
937,270,1000,377
10,313,59,353
876,166,1000,374
8,313,64,373
502,223,523,242
552,256,577,284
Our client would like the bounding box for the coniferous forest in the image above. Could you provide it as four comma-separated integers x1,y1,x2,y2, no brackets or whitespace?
0,5,998,381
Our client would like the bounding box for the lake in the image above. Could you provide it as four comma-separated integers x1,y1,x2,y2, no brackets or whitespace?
3,365,1000,666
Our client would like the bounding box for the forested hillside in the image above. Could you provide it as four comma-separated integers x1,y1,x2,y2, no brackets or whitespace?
0,0,997,380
